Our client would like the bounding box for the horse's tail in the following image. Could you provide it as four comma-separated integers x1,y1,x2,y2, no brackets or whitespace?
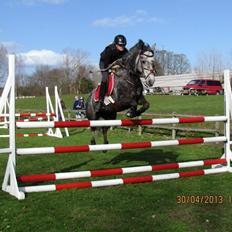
85,91,96,120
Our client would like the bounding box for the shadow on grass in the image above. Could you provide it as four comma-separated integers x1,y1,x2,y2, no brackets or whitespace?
54,149,180,174
67,128,87,136
105,149,178,166
57,159,94,173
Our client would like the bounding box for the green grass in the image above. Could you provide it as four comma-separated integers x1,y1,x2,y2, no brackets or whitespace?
0,94,232,232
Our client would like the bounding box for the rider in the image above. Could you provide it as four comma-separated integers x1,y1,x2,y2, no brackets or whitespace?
95,34,128,113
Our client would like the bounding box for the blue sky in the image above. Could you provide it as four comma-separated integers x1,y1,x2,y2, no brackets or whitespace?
0,0,232,68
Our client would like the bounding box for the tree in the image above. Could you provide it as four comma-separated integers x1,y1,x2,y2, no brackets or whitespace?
15,54,26,96
0,44,8,84
77,76,94,93
88,66,101,87
153,59,164,76
194,50,225,78
24,66,68,96
62,48,89,94
154,48,191,75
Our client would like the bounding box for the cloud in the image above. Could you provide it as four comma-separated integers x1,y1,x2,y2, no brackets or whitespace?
93,15,133,27
20,49,64,66
1,41,22,51
92,10,163,27
20,0,67,5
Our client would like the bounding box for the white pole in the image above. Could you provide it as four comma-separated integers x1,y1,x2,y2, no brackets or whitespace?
224,70,232,170
46,87,52,122
55,86,58,121
2,54,25,199
0,70,12,114
54,86,69,136
9,55,16,164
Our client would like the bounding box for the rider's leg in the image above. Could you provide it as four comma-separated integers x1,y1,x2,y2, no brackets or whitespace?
96,71,108,112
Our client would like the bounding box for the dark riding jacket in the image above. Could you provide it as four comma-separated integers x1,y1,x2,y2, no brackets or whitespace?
99,43,128,70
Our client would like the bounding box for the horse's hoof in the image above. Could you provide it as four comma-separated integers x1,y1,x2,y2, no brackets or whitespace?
90,140,96,145
135,111,141,117
126,112,136,118
102,141,108,153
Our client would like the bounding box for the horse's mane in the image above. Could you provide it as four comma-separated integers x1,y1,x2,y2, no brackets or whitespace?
112,39,153,75
122,40,144,70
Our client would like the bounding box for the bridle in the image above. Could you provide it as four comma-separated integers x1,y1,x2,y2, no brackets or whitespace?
135,50,157,80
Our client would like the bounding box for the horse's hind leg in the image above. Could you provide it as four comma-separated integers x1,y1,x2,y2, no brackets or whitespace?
90,128,96,145
102,127,109,153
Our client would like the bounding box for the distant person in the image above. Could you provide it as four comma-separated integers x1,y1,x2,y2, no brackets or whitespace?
73,96,85,119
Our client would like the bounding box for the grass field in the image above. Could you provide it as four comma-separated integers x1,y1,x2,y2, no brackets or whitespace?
1,95,232,232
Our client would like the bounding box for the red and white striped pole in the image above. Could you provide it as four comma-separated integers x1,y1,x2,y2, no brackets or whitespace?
17,117,48,122
0,112,56,117
16,133,48,137
17,158,226,183
19,167,228,193
16,116,227,128
16,136,226,155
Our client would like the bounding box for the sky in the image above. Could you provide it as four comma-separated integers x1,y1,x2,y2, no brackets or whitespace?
0,0,232,69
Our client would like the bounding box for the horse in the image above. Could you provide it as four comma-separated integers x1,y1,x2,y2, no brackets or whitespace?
85,39,161,146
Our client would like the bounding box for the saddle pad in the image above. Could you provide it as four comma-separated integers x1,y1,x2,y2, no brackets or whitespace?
94,73,115,102
107,73,114,96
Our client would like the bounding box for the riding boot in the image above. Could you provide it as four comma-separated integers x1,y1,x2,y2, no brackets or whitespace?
96,82,107,113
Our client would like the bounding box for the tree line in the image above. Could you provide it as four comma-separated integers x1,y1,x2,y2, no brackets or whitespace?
0,45,101,96
0,43,231,96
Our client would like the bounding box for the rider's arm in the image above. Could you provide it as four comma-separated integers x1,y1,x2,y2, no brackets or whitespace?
100,46,113,69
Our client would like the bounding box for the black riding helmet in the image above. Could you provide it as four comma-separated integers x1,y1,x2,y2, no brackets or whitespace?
114,34,127,46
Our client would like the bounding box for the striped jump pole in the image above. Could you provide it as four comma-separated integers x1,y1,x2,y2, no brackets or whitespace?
17,158,226,183
0,112,56,117
16,112,56,117
0,135,9,138
19,167,228,193
16,136,226,155
16,115,227,128
1,133,48,138
16,133,48,137
17,117,48,122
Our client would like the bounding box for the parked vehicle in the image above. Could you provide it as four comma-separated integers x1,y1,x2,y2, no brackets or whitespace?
182,79,223,95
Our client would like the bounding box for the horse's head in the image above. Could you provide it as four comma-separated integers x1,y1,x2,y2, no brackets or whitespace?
135,40,156,87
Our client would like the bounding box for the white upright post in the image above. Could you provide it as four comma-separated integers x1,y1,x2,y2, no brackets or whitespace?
9,55,16,165
224,70,232,171
54,86,69,137
0,100,9,129
46,86,63,138
46,86,56,121
2,54,25,200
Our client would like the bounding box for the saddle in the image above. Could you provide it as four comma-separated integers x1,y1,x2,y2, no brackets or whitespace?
94,73,115,103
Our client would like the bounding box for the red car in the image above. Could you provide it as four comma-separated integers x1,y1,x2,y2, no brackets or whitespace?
183,79,223,95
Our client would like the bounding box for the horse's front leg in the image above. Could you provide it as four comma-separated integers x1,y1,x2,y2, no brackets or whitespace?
135,95,150,116
126,105,137,118
90,128,97,145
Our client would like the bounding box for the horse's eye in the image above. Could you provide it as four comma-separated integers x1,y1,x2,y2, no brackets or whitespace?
142,60,146,64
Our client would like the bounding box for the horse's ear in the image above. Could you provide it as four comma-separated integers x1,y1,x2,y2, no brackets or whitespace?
138,39,144,48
